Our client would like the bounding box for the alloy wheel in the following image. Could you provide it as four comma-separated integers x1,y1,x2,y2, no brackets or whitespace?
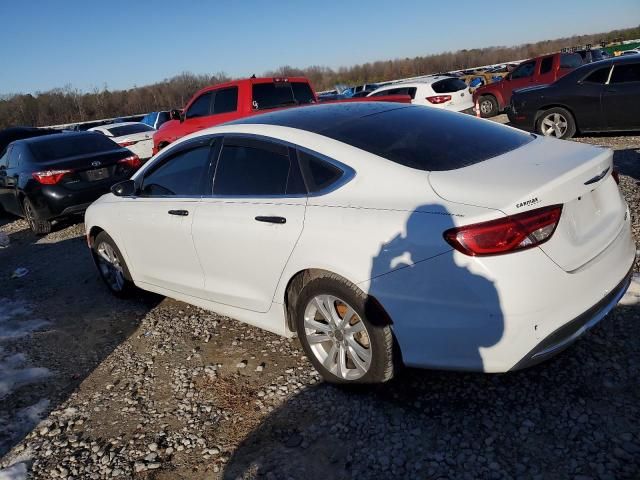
480,99,493,115
303,294,372,380
96,241,125,292
540,113,568,138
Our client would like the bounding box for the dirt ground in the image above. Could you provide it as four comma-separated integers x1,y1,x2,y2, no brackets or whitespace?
0,125,639,479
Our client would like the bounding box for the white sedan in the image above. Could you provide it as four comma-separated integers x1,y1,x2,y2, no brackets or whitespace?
85,103,635,384
367,76,474,112
89,122,155,160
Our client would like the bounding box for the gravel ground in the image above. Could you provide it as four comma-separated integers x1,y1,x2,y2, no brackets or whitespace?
0,132,639,480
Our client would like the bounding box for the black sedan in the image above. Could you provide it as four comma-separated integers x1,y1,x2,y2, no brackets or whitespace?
508,56,640,139
0,131,141,234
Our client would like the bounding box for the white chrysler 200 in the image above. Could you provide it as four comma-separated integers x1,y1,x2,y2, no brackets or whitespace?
85,103,635,384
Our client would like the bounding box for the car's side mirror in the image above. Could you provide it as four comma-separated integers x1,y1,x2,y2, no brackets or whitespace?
170,109,184,123
111,179,138,197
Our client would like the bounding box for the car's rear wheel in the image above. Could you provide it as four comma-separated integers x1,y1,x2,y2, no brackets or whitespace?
93,231,135,297
537,107,576,139
478,95,499,118
23,197,51,235
294,274,396,384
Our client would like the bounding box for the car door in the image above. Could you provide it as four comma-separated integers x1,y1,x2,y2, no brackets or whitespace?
115,138,216,297
182,87,239,136
571,65,611,131
537,55,556,85
504,60,537,99
602,61,640,130
0,145,22,215
192,135,307,313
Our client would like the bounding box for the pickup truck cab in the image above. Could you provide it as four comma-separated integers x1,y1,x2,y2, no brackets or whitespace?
153,77,317,153
473,52,583,117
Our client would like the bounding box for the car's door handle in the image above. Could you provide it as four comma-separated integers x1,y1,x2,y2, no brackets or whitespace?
168,209,189,216
255,216,286,224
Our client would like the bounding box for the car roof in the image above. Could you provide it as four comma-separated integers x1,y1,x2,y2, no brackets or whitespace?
227,102,417,133
104,122,145,128
373,76,455,89
13,131,99,145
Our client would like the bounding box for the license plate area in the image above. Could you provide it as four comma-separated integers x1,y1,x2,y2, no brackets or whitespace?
86,167,109,182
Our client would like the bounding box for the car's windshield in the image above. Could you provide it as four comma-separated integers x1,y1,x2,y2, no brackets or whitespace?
252,81,315,110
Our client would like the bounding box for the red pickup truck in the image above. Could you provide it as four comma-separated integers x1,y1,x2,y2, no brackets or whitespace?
473,52,583,117
153,76,410,153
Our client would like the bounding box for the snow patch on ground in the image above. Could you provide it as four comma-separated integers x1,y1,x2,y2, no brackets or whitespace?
620,273,640,306
0,462,28,480
0,298,53,460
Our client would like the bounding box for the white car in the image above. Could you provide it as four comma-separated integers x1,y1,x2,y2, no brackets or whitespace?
89,122,155,160
85,103,635,384
367,76,474,112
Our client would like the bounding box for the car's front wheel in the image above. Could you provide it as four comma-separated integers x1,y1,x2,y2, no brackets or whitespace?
93,231,135,297
536,107,576,139
294,274,397,384
478,95,499,118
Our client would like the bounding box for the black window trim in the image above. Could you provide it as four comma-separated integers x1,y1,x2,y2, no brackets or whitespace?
579,64,613,85
206,133,355,199
134,136,219,198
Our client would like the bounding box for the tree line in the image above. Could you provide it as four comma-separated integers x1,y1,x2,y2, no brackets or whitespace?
1,25,638,129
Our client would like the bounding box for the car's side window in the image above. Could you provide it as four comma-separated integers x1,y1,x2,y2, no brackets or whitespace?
140,145,212,197
212,87,238,114
583,67,611,84
213,139,293,196
0,146,10,169
297,150,344,193
186,92,213,119
610,63,640,84
540,56,554,74
511,61,536,79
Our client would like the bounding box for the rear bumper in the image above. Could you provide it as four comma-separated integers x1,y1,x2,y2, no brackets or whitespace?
31,182,118,220
510,264,634,370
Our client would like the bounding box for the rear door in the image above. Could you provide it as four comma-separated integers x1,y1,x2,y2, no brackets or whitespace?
192,136,306,313
115,138,215,297
603,61,640,130
537,55,556,84
182,88,240,135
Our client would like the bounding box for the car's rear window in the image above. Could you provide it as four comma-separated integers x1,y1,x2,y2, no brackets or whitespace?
322,106,534,171
29,134,119,161
107,124,154,137
431,78,468,93
252,81,315,110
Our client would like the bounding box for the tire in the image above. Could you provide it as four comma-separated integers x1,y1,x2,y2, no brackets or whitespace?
23,197,51,235
294,274,397,384
93,231,135,298
536,107,576,139
478,95,499,118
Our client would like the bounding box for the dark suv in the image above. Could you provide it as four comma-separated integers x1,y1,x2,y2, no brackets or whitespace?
0,131,141,234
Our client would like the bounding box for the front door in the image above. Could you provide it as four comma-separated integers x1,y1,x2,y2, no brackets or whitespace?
116,139,215,297
192,136,307,313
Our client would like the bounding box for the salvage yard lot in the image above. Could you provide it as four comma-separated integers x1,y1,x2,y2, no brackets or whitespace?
1,124,639,479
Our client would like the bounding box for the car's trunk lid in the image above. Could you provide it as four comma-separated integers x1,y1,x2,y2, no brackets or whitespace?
428,137,626,271
35,150,135,190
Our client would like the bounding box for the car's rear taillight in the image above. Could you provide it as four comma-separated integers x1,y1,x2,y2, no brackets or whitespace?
612,169,620,184
426,95,452,104
32,169,72,185
118,155,141,169
444,205,563,256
